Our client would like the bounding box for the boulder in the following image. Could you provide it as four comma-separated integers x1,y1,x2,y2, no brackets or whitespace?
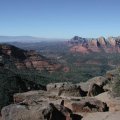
42,102,83,120
13,90,63,106
95,92,120,112
1,102,83,120
82,111,120,120
78,76,107,91
64,98,109,113
47,82,87,97
14,90,49,104
87,83,105,97
87,76,108,86
42,103,72,120
1,104,45,120
2,91,64,120
106,69,118,80
77,76,108,96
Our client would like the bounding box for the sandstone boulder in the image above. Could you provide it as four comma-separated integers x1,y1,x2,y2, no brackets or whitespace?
106,69,118,80
1,104,45,120
1,102,83,120
82,111,120,120
77,76,108,96
42,102,83,120
87,83,105,97
47,82,87,97
14,90,49,104
64,98,109,113
13,90,63,106
42,103,72,120
95,92,120,112
78,76,107,91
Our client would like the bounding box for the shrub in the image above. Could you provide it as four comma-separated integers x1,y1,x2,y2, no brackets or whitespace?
112,76,120,97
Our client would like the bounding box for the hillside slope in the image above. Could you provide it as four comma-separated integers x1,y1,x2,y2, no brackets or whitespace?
0,44,62,72
0,44,63,110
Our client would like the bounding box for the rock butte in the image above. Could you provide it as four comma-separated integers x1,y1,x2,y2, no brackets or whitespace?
69,36,120,53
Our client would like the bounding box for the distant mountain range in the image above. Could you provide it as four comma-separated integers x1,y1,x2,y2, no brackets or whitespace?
0,36,67,43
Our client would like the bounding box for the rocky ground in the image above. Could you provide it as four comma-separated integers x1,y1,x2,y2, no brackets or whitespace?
0,68,120,120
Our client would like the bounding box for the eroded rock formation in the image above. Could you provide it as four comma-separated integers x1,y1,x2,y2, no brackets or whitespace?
1,66,120,120
0,44,62,72
69,36,120,53
47,82,87,97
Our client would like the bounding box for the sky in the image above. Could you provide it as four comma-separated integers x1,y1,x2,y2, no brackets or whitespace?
0,0,120,39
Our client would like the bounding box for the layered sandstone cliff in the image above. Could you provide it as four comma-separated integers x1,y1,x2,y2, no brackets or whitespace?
69,36,120,53
0,44,62,72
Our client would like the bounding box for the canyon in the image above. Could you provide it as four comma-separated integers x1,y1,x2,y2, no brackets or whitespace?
0,41,120,120
0,44,62,72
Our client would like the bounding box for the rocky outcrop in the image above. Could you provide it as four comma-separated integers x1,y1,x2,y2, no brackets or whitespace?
42,103,73,120
69,36,120,53
1,89,109,120
88,39,101,52
1,102,83,120
13,90,49,104
108,37,116,47
106,69,118,80
95,92,120,112
15,50,62,72
64,98,109,113
0,44,27,60
82,111,120,120
70,36,87,45
47,82,87,97
1,104,45,120
77,76,108,96
98,36,107,47
1,68,120,120
46,76,109,97
89,39,98,47
87,83,105,97
1,90,83,120
70,45,89,53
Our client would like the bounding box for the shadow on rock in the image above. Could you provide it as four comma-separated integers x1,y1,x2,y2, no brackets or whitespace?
70,113,83,120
